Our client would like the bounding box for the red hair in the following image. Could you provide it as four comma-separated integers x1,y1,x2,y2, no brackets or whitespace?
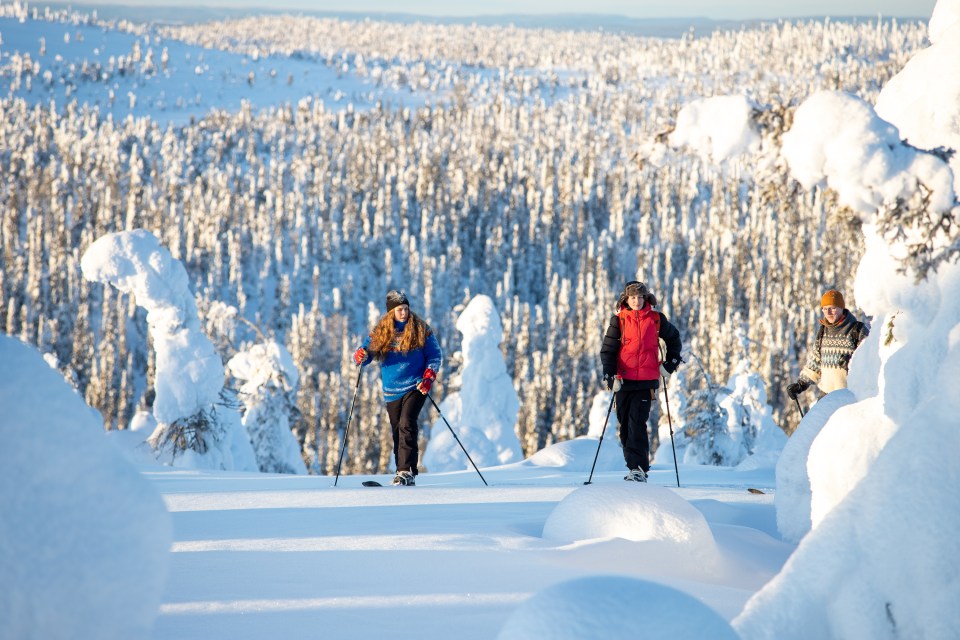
367,311,431,359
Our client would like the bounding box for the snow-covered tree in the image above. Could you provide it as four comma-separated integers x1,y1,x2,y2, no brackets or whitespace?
679,392,732,466
664,359,737,467
718,361,787,468
80,230,257,471
424,295,520,470
227,340,306,475
735,3,960,637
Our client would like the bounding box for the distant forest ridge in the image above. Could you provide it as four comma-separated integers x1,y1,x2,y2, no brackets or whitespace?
37,3,926,36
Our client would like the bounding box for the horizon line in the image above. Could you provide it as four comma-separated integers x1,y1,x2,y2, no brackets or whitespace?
36,1,931,22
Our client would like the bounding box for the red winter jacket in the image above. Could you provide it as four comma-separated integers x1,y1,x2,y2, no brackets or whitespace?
616,305,661,381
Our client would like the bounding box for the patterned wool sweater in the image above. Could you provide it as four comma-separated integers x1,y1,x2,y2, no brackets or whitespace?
360,320,443,402
800,310,868,393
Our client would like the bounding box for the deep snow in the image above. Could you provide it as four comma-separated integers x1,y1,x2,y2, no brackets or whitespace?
3,2,960,639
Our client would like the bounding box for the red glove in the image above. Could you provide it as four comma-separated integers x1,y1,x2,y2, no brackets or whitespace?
353,347,367,366
417,368,437,394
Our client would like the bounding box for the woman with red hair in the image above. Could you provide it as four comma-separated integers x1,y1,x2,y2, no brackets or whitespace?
354,290,442,486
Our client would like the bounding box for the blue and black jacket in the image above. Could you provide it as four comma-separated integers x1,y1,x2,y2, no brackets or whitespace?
359,320,443,402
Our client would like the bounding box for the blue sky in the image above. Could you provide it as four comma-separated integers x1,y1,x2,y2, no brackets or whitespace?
61,0,937,20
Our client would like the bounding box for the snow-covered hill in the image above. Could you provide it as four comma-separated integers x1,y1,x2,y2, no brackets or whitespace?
0,11,436,125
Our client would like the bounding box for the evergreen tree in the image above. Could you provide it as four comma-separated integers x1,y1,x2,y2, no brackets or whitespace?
228,340,306,475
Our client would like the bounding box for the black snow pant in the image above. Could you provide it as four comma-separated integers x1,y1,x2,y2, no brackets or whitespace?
616,388,654,473
386,389,426,475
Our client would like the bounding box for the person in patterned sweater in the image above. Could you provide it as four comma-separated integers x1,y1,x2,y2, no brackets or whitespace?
787,289,868,400
354,290,443,486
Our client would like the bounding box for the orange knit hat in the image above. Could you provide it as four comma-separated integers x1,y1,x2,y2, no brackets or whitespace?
820,289,845,309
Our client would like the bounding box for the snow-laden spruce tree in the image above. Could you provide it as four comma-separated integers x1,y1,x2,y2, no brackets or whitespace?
711,325,787,468
423,295,521,471
81,230,257,471
659,360,736,466
733,2,960,638
660,327,786,468
227,340,306,475
679,389,732,465
717,360,786,468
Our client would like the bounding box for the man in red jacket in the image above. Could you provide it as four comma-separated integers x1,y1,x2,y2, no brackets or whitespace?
600,281,683,482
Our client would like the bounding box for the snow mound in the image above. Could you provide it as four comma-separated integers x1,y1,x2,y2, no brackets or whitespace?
105,429,161,467
130,409,159,433
774,389,856,543
542,485,720,571
808,395,898,529
523,391,623,471
497,575,739,640
526,435,622,472
0,335,172,640
736,382,960,640
422,422,498,472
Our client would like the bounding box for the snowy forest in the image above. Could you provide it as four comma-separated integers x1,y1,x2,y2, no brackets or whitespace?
0,4,934,474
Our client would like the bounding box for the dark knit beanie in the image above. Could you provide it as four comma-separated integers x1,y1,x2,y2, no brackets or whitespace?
821,289,845,309
386,290,410,312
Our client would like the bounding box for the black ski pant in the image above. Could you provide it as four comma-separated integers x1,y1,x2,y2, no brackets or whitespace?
616,388,654,473
386,389,426,474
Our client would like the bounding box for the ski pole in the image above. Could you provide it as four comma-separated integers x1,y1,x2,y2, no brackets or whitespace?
794,397,805,418
662,376,680,488
426,393,488,486
584,391,616,485
333,366,363,487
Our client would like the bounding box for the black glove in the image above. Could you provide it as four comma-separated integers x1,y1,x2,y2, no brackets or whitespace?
603,374,622,392
662,357,681,374
787,379,810,400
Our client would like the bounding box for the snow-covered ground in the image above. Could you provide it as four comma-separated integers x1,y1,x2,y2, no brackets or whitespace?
134,458,788,639
4,320,786,639
4,314,786,639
